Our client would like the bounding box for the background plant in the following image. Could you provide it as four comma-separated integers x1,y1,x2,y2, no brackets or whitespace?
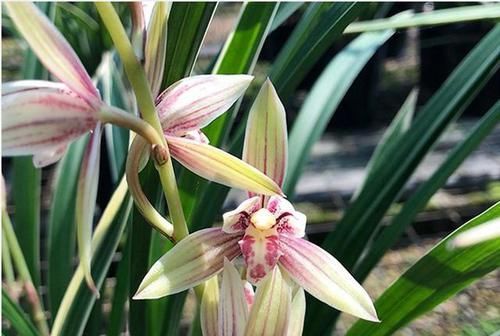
2,2,499,335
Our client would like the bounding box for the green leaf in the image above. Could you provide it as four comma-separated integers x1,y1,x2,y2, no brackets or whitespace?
353,101,500,281
283,29,395,195
269,2,303,32
347,202,500,336
106,231,131,336
354,89,417,198
47,137,87,315
307,25,500,334
2,288,39,336
269,2,362,98
161,2,217,88
345,4,500,34
51,180,131,336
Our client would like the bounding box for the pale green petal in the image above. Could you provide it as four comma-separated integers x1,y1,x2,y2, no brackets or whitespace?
288,287,306,336
5,2,100,105
167,136,283,196
201,276,220,336
244,266,291,336
134,228,241,299
243,79,288,192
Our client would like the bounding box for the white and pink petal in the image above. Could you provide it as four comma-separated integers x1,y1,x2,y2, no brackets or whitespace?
134,228,242,299
240,225,281,285
157,75,253,136
222,196,261,234
5,3,100,106
267,196,306,238
278,235,379,322
2,82,97,163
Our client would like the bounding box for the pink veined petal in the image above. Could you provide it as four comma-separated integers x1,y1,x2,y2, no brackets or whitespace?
32,143,67,168
222,196,262,234
2,82,97,159
279,235,379,322
218,259,249,336
267,196,306,238
243,79,288,197
183,130,210,144
200,276,219,336
157,74,253,135
240,225,282,285
6,3,100,106
167,135,283,196
134,228,242,299
244,266,291,336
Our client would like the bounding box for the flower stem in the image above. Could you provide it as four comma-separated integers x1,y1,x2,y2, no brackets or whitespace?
2,209,49,336
95,2,189,240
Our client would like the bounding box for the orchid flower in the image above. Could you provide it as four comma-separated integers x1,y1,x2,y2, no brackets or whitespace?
134,80,379,323
1,2,167,292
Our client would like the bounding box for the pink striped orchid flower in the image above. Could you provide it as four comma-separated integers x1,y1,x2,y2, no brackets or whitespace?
134,80,379,324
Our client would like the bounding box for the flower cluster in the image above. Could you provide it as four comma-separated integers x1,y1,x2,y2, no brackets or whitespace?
2,2,378,334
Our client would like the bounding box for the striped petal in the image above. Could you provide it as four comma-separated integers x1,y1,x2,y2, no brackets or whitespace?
76,125,102,295
2,81,97,165
167,136,283,196
5,3,100,106
32,143,67,168
244,266,291,336
243,79,288,196
243,281,255,310
145,2,170,98
222,196,261,234
134,228,242,299
288,287,306,336
279,235,379,322
218,259,248,336
201,276,219,336
267,196,306,238
157,75,253,136
240,225,281,285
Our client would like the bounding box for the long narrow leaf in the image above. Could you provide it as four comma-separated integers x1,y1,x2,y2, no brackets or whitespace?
2,289,39,336
270,2,303,32
345,4,500,34
354,101,500,281
307,25,500,334
347,202,500,336
283,29,395,195
269,2,362,98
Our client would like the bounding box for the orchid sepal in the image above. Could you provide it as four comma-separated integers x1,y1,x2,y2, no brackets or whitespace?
201,276,220,336
134,228,241,299
279,235,379,322
243,79,288,196
5,2,100,107
166,136,283,196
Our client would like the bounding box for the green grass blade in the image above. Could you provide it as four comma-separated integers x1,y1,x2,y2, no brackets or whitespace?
47,137,87,315
106,231,131,336
354,101,500,281
306,25,500,334
345,4,500,34
11,158,41,288
51,181,131,336
283,29,395,195
269,2,362,98
161,2,217,88
354,89,417,197
270,2,303,32
347,202,500,336
2,288,39,336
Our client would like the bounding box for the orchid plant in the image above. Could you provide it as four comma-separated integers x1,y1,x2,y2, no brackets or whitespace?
2,2,499,336
134,79,379,334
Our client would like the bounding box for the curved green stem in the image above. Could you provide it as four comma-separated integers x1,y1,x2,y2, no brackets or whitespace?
95,2,188,240
2,209,49,336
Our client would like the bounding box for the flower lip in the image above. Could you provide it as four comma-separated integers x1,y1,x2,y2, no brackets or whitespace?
250,208,276,230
